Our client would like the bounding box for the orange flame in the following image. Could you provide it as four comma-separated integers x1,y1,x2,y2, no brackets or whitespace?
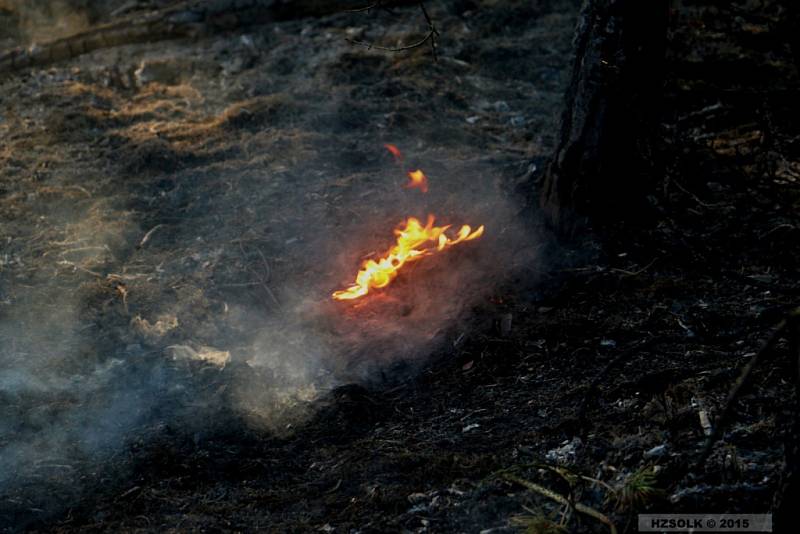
332,215,484,301
384,143,403,164
406,169,429,193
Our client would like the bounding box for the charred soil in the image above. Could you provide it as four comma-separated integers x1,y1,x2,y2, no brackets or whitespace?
1,1,799,532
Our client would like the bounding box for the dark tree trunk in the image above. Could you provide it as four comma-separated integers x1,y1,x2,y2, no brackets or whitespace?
781,2,800,75
540,0,670,232
774,5,800,527
773,315,800,532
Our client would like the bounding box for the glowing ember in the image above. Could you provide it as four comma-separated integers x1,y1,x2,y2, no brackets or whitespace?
384,143,403,164
332,215,484,301
406,169,429,193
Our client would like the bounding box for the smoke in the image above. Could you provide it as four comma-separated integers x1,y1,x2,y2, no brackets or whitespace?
0,0,176,44
0,0,93,44
222,149,539,426
1,143,538,531
0,4,554,529
0,196,164,526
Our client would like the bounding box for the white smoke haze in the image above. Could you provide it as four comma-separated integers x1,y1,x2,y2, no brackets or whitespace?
0,156,534,511
0,0,91,44
0,0,169,45
0,138,540,527
223,152,540,429
0,195,148,493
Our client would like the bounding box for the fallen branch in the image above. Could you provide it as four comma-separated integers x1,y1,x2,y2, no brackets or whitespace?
0,0,421,75
503,473,617,534
697,308,800,467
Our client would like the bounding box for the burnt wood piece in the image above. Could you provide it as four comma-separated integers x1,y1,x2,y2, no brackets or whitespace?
0,0,418,76
540,0,670,232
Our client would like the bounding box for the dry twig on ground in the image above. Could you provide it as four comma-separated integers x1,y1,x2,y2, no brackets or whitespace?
346,1,439,61
697,308,800,466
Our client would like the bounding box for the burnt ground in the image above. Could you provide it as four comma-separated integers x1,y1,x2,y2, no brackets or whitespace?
1,0,799,532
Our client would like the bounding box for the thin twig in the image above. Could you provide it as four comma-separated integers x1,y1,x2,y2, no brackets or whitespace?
535,462,617,495
503,473,617,534
139,224,165,248
758,223,796,240
237,241,280,308
346,1,439,60
672,179,724,209
697,309,800,466
254,246,272,284
345,1,384,13
64,185,92,197
347,31,436,53
344,0,415,13
418,1,438,61
609,258,658,277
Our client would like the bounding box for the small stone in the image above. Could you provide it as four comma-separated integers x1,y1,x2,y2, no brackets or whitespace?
546,437,582,463
644,444,669,458
407,492,427,503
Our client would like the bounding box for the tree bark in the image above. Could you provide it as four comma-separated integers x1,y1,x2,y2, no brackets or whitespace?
780,2,800,73
540,0,670,233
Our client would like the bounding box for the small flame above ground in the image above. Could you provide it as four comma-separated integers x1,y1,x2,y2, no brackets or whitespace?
383,144,428,193
332,215,485,301
406,170,429,193
384,143,403,164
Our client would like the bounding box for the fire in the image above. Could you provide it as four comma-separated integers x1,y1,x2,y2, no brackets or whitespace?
332,144,484,301
406,169,429,193
384,143,403,164
332,215,484,301
383,144,429,193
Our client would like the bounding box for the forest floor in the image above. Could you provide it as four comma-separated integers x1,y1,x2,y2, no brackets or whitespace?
1,0,799,532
